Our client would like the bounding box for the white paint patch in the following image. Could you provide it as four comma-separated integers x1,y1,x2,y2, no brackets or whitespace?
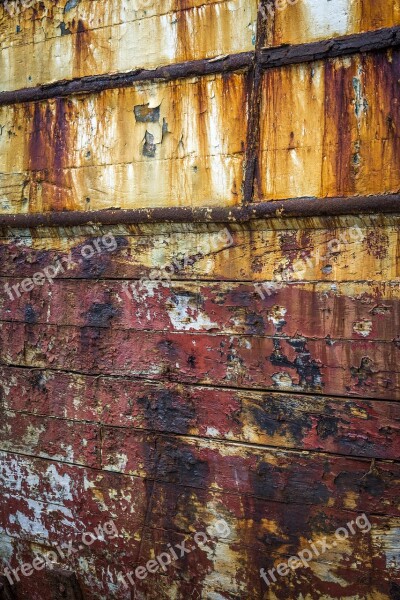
106,453,128,472
166,294,218,331
46,464,73,501
373,523,400,572
304,0,351,38
353,319,373,338
22,424,45,448
0,533,14,562
267,305,287,327
206,427,221,437
59,443,75,463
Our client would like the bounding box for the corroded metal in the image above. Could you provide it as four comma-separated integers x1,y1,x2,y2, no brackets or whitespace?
1,26,400,107
0,52,254,107
0,1,399,599
0,194,398,228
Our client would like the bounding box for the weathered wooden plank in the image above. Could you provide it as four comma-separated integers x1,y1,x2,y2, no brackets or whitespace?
2,510,397,600
258,49,400,200
265,0,400,47
0,0,257,91
0,72,248,212
1,452,398,598
0,411,101,468
0,219,399,282
1,322,399,399
2,418,399,514
1,278,399,342
2,366,399,457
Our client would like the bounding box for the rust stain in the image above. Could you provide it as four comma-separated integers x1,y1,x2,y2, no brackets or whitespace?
258,50,400,200
0,2,400,600
27,98,74,212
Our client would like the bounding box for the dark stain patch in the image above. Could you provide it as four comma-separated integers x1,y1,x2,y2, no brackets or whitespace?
363,231,389,259
24,304,37,324
270,335,323,391
230,289,252,306
138,389,196,434
251,396,313,442
390,582,400,600
143,131,156,157
187,354,196,368
251,461,330,505
79,326,102,359
85,302,119,327
29,371,47,393
59,22,72,36
316,416,339,439
350,357,376,387
334,464,386,497
245,312,265,335
157,339,180,359
157,443,210,487
134,104,160,123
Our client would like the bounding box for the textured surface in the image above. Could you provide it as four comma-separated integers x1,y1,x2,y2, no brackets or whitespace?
0,0,258,91
0,218,399,599
258,50,400,200
0,1,399,599
0,72,248,211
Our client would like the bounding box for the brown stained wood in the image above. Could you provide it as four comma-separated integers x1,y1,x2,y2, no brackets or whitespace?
0,321,400,400
1,368,399,459
0,278,399,342
1,450,399,598
0,218,399,282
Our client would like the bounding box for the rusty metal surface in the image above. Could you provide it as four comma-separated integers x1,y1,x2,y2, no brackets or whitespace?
0,72,248,212
267,0,400,47
0,2,399,600
0,52,254,107
258,49,400,200
2,26,400,108
0,194,399,227
0,0,258,91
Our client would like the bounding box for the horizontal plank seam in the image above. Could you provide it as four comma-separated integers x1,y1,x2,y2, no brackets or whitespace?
0,362,398,403
3,409,399,462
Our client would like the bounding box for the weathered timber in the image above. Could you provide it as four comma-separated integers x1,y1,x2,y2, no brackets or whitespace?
0,279,399,342
1,370,399,458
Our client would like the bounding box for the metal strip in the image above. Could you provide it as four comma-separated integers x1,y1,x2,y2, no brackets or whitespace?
259,24,400,68
0,26,399,106
1,195,399,228
0,52,254,107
